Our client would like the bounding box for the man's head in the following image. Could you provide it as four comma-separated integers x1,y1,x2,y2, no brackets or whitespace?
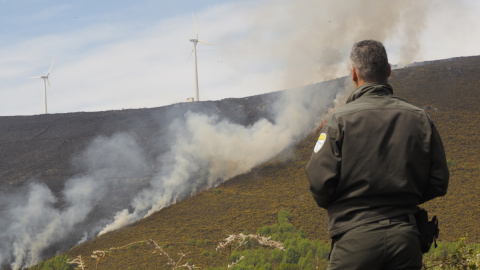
350,40,391,87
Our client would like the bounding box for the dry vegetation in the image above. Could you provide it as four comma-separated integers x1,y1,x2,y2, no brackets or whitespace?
391,57,480,243
29,56,480,269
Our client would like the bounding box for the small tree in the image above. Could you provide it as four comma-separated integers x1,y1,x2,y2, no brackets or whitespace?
285,247,300,264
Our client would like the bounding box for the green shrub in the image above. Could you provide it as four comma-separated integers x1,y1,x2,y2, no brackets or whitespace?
224,210,332,269
298,239,312,256
219,212,480,270
236,249,267,268
257,226,272,236
278,210,291,224
271,249,284,263
262,263,273,270
446,158,457,168
37,255,73,270
230,250,243,263
285,247,300,264
423,237,480,269
298,228,306,239
279,263,300,270
298,257,315,270
316,241,331,260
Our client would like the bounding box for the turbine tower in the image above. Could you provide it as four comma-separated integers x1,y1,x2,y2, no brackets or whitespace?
32,56,56,114
188,13,213,102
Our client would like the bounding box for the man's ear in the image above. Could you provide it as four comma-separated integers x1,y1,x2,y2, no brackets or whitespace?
352,66,358,84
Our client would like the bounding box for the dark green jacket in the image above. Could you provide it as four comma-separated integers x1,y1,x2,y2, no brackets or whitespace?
306,82,449,237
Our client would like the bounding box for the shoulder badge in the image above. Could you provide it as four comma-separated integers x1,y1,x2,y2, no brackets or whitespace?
314,133,327,153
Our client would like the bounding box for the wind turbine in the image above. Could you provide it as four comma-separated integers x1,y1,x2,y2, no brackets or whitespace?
188,13,213,102
32,56,56,114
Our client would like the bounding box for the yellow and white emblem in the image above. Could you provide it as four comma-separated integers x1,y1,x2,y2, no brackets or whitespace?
314,133,327,153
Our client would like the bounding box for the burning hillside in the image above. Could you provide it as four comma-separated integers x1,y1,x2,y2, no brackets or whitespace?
0,78,347,269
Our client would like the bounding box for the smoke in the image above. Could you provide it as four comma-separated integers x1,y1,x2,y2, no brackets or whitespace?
99,79,349,235
220,0,433,91
0,77,348,268
0,0,445,268
0,133,150,269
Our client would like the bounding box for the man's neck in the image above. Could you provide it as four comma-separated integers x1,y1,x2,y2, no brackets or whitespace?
353,78,366,88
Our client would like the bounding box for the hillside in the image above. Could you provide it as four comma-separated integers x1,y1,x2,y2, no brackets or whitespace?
390,56,480,243
0,96,279,195
1,55,479,269
64,56,480,268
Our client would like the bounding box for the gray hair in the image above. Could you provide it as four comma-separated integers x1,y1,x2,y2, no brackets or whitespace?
350,40,390,83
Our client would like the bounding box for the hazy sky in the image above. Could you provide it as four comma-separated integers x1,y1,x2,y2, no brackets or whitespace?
1,0,479,116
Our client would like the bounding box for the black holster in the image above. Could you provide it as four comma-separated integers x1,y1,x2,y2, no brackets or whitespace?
414,207,439,253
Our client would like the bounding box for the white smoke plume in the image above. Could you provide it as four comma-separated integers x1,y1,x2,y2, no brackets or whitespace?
0,79,346,269
0,0,446,268
220,0,433,91
0,133,150,269
98,80,347,235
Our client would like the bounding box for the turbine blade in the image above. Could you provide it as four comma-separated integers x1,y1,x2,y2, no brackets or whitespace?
31,76,42,79
47,78,54,94
192,13,198,40
198,40,214,46
187,47,194,62
47,55,56,75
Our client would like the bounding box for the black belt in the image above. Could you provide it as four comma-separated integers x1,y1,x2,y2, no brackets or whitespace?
388,214,410,223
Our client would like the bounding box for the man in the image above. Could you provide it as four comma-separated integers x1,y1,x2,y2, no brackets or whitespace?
306,40,449,270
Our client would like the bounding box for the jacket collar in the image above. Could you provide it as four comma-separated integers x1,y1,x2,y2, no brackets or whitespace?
346,82,393,103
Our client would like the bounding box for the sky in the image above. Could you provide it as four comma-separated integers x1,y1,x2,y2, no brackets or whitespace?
0,0,479,116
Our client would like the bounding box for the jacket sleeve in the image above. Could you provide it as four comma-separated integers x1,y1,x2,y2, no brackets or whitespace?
305,118,342,209
419,123,450,204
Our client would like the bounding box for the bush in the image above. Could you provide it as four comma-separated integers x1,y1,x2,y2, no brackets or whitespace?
257,226,272,236
285,247,300,264
37,255,73,270
316,241,331,260
279,263,300,270
298,239,312,256
262,263,273,270
278,210,291,224
446,158,457,168
230,250,243,263
297,257,315,270
423,237,480,269
219,212,480,269
271,248,284,263
224,210,331,269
